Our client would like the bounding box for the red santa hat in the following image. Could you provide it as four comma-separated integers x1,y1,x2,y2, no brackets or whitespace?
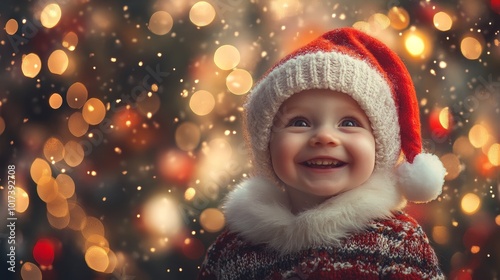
244,27,446,203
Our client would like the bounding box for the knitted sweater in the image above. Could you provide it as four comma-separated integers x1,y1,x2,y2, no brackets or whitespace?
198,172,444,279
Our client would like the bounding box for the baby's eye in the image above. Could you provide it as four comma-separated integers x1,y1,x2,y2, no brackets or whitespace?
287,118,309,127
339,118,360,127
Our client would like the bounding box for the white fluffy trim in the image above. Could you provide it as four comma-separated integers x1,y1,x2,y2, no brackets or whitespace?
396,153,446,203
223,171,405,254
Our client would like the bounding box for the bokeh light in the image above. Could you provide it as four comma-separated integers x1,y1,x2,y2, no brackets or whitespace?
432,226,449,245
68,112,89,137
0,117,5,135
148,11,174,35
49,93,63,109
5,19,18,35
143,196,183,236
62,32,79,51
55,174,76,199
158,150,195,184
40,3,62,28
460,36,483,60
226,69,253,95
189,1,216,27
440,153,461,181
387,6,410,30
175,122,201,151
21,53,42,78
136,92,161,118
82,98,106,125
487,143,500,166
433,12,453,31
85,246,109,273
404,32,426,57
30,158,52,184
33,238,55,267
37,175,59,203
64,140,85,167
43,137,65,162
67,82,89,109
47,50,69,75
199,208,225,233
461,193,481,215
189,90,215,116
214,45,241,70
46,194,69,217
15,187,30,213
468,124,490,148
81,216,105,239
20,262,42,280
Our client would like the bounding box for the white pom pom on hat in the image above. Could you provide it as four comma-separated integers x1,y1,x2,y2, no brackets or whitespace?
244,27,447,203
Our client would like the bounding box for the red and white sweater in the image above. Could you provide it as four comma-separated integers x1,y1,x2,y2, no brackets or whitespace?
198,172,444,279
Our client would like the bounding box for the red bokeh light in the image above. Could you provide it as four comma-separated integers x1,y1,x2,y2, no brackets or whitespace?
33,238,55,267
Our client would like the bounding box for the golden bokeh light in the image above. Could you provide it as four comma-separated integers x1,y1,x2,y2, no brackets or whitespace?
148,11,174,35
269,0,302,19
136,92,160,118
5,19,18,35
440,153,461,181
103,250,117,273
175,122,201,151
20,262,42,280
46,194,69,217
55,174,76,199
49,93,63,109
226,69,253,95
21,53,42,78
189,1,216,27
85,234,110,252
189,90,215,116
461,36,483,60
453,136,475,158
85,246,109,273
404,33,425,57
82,98,106,125
199,208,225,233
47,211,70,229
30,158,52,184
15,187,30,213
143,196,183,236
82,216,105,239
369,13,390,30
0,117,5,135
184,187,196,201
461,193,481,215
67,82,89,109
439,107,451,129
40,3,62,28
48,49,69,75
62,31,79,51
468,124,490,148
433,12,453,31
387,6,410,30
203,138,232,163
43,137,65,162
68,112,89,137
214,45,241,70
37,176,59,203
432,225,449,245
67,202,87,230
64,140,85,167
487,143,500,166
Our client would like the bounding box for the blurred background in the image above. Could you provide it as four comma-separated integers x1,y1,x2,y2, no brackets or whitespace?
0,0,499,279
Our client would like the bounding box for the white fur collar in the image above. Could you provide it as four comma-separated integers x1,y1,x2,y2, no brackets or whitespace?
224,171,406,254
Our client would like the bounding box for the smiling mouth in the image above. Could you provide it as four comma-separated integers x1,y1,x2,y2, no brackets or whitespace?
301,159,347,169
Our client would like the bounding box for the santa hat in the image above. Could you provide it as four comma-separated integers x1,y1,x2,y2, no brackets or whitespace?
244,27,446,203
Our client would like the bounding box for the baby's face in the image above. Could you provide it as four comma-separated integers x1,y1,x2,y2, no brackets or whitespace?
270,89,375,202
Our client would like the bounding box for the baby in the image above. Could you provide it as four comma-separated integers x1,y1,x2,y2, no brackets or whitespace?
198,27,446,279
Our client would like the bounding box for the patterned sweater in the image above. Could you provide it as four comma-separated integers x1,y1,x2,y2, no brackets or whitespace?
198,174,444,279
198,212,444,279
